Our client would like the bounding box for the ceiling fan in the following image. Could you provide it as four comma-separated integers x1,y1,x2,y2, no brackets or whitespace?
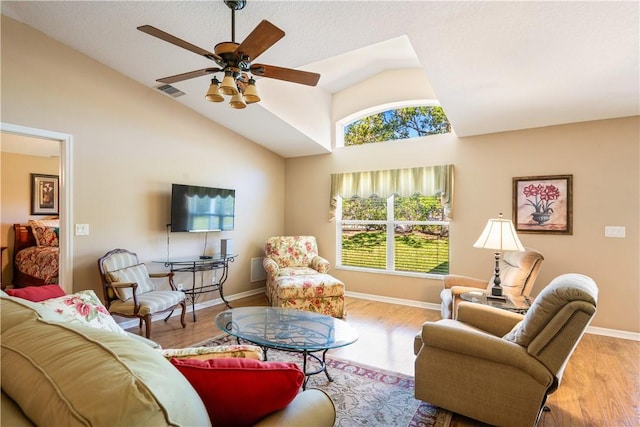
138,0,320,108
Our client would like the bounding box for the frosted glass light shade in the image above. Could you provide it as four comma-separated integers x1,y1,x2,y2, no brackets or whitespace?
205,78,224,102
243,78,260,104
220,73,238,96
473,215,524,251
229,92,246,109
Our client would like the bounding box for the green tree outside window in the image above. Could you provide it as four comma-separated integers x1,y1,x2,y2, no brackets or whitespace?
344,106,451,146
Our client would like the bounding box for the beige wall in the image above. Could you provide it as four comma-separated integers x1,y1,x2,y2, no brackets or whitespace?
2,15,639,335
285,117,640,333
0,152,59,285
1,16,286,301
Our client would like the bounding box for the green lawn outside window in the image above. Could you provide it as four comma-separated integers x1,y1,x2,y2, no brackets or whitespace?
339,195,450,275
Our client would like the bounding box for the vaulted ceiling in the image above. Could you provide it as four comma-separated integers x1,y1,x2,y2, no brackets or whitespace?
2,1,638,158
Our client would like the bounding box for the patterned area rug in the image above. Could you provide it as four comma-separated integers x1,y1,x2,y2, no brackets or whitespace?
193,334,452,427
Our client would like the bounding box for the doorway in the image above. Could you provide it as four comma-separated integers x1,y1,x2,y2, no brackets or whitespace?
0,123,73,293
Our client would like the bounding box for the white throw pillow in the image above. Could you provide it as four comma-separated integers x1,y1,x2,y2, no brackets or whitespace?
39,290,128,336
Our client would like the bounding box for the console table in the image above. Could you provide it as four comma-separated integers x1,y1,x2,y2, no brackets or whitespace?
154,255,236,321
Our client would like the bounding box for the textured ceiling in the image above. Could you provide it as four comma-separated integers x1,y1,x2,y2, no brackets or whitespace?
2,1,638,158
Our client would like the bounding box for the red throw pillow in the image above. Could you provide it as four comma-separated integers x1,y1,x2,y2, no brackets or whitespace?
5,285,66,302
170,357,304,427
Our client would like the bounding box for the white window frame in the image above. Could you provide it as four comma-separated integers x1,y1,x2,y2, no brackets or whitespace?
335,194,449,279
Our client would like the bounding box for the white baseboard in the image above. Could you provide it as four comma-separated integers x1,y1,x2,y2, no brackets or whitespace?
345,290,441,312
585,326,640,341
117,288,640,342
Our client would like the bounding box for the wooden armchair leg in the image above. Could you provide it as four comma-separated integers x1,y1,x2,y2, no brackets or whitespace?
179,301,186,328
143,314,152,338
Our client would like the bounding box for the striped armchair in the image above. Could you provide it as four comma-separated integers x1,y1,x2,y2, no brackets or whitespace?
97,248,186,338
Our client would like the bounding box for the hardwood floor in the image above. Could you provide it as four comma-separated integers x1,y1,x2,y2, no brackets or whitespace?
137,295,640,427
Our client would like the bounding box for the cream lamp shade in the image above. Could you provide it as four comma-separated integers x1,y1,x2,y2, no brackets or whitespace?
473,213,524,299
473,214,525,252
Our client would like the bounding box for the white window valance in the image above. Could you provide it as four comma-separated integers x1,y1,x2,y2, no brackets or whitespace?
330,164,454,220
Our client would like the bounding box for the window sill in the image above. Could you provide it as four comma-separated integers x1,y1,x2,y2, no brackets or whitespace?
336,265,444,281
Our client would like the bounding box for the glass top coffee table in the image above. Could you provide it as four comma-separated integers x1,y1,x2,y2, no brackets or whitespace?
215,307,358,389
460,291,532,314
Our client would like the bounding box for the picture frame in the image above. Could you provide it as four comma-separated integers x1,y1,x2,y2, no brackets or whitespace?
512,174,573,235
31,173,59,215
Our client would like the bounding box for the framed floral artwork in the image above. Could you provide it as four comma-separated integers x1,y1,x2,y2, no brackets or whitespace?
512,175,573,235
31,173,59,215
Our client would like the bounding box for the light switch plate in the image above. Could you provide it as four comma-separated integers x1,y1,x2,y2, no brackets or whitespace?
75,224,90,236
604,226,625,238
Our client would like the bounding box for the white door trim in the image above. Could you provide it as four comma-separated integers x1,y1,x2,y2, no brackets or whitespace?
1,122,73,293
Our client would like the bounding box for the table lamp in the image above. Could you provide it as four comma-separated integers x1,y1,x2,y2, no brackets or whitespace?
473,213,524,300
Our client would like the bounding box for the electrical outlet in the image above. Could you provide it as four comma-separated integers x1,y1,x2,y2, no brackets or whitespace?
604,226,625,238
75,224,90,236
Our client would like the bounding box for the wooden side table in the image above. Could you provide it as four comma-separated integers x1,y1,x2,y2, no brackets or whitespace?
1,246,7,290
460,291,531,314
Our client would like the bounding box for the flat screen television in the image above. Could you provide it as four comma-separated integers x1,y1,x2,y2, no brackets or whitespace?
170,183,235,232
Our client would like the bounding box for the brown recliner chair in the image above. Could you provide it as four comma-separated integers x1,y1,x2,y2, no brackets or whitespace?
415,273,598,427
440,248,544,319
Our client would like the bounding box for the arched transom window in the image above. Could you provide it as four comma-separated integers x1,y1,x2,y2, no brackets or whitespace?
337,101,451,148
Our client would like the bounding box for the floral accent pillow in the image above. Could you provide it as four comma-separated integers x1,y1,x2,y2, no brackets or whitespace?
28,219,60,247
39,290,127,336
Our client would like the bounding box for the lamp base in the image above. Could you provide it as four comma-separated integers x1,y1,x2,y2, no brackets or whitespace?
486,294,508,301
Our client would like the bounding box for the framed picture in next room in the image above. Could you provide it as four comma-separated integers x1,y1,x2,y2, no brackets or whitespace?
512,174,573,235
31,173,59,215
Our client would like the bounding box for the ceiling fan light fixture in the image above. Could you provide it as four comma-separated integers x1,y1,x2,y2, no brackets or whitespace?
220,71,239,95
229,92,247,109
205,77,224,102
139,1,320,111
243,78,260,104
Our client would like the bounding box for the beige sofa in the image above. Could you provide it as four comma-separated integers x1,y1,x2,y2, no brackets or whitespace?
0,293,336,426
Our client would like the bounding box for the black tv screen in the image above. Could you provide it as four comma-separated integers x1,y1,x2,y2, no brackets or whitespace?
170,184,235,232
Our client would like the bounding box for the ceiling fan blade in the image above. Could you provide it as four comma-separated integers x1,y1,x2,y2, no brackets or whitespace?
235,20,285,61
157,68,221,84
251,64,320,86
138,25,225,67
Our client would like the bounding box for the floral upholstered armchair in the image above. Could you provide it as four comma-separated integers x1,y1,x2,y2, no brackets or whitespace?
263,236,345,317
